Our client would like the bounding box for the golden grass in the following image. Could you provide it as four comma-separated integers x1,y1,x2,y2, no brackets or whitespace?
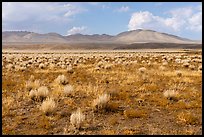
124,109,148,119
176,111,200,125
2,50,202,135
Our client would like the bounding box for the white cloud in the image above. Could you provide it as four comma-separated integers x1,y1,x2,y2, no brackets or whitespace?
128,11,166,31
67,26,87,35
63,3,85,17
2,2,86,31
116,6,129,12
187,6,202,32
128,6,202,32
168,7,193,18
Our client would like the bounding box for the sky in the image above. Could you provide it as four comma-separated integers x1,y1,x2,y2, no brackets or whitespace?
2,2,202,40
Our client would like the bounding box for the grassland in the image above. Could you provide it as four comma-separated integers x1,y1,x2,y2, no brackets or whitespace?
2,49,202,135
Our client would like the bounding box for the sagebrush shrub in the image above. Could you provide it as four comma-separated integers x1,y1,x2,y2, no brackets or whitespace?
70,108,85,129
40,98,56,115
25,80,33,91
63,84,74,96
55,75,68,85
93,93,110,110
163,89,178,101
67,66,74,73
39,63,45,69
198,65,202,71
138,67,147,74
29,89,37,100
175,71,182,77
36,86,49,101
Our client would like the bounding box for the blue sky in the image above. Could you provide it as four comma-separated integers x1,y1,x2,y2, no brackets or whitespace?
2,2,202,40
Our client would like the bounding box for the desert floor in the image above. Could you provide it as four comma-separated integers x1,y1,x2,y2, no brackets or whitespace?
2,49,202,135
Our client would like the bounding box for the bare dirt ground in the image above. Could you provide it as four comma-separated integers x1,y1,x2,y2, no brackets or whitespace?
2,49,202,135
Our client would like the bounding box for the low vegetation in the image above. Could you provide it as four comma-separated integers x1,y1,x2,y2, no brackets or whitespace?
2,49,202,135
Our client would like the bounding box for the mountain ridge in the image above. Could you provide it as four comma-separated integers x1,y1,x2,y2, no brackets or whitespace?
2,29,202,50
2,29,201,44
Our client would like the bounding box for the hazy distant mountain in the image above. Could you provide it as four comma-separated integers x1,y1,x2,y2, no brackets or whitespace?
112,29,200,44
2,29,201,50
64,33,113,43
2,31,68,43
2,29,201,44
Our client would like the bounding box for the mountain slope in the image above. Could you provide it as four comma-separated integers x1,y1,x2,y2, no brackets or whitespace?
112,29,198,44
2,29,201,45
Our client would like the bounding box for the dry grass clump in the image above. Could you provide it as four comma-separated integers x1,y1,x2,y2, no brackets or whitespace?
55,75,68,85
25,80,34,91
2,96,15,110
63,84,74,96
124,109,147,119
40,98,57,115
163,89,179,101
175,71,182,77
175,58,181,63
29,86,49,101
6,64,14,71
36,86,50,101
138,67,147,74
33,80,41,89
189,65,195,70
39,63,45,69
183,63,190,68
70,108,85,129
25,79,41,91
104,64,112,70
67,66,74,73
29,75,35,82
92,93,110,111
162,61,168,66
176,111,199,125
198,65,202,71
29,89,37,100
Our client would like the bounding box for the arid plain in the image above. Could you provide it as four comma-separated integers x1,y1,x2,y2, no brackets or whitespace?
2,49,202,135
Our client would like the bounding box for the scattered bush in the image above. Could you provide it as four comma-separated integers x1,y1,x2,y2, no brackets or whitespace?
40,98,57,115
29,89,37,100
189,65,195,70
63,84,74,96
163,89,179,101
25,80,33,91
36,86,49,101
175,71,182,77
138,67,147,74
33,79,41,89
70,108,85,129
39,63,45,69
93,93,110,111
55,75,68,85
6,64,14,71
198,65,202,71
67,66,74,73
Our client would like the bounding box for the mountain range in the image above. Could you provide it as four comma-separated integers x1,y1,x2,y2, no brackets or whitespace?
2,29,202,50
